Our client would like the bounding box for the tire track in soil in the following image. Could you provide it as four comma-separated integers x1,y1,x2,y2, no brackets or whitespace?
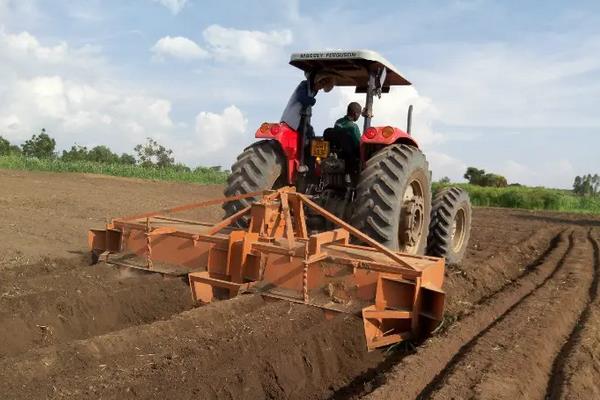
363,230,577,400
414,230,579,399
546,229,600,400
415,230,595,400
330,229,564,400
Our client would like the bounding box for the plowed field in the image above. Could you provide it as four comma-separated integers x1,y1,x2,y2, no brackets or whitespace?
1,169,599,399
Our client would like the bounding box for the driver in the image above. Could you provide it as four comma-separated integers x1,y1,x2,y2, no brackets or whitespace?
280,72,336,136
334,102,362,149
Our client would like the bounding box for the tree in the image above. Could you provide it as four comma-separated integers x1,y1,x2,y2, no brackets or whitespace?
574,174,600,196
134,137,174,168
0,136,10,156
22,129,56,158
119,153,136,165
61,145,89,162
464,167,507,187
464,167,486,185
438,176,451,184
0,136,21,156
573,175,583,195
87,145,119,163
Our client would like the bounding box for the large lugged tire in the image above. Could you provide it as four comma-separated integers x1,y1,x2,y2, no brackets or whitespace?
223,140,285,227
351,144,432,253
427,187,472,264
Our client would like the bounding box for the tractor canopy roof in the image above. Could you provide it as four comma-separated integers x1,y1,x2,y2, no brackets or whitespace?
289,50,410,92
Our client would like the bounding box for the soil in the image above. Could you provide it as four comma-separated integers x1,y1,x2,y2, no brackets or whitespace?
1,169,600,399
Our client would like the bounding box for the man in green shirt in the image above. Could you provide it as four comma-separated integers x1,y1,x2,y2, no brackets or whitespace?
334,102,362,148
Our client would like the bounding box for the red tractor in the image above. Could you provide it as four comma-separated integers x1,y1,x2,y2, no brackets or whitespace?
224,50,471,263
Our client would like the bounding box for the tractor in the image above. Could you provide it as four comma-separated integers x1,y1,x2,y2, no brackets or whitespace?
87,51,471,348
224,50,471,263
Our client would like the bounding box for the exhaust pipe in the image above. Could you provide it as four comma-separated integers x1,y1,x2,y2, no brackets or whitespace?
407,104,413,135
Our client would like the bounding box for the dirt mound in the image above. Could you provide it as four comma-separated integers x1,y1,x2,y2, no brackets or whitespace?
0,296,383,399
0,257,194,357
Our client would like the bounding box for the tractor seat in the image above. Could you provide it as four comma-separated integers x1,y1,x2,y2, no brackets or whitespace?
323,127,360,172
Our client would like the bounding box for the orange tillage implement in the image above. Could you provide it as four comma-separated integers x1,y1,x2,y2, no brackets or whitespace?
88,187,445,350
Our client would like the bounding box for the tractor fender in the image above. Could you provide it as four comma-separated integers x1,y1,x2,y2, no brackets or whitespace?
255,123,299,184
360,126,419,148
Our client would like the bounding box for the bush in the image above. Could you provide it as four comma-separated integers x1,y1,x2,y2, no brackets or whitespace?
119,153,136,165
433,182,600,214
87,145,120,163
22,129,56,158
464,166,508,187
0,154,229,185
61,145,89,162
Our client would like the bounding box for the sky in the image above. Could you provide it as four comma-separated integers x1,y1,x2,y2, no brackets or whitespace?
0,0,599,188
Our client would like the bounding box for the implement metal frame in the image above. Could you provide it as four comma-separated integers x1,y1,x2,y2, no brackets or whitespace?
88,187,446,350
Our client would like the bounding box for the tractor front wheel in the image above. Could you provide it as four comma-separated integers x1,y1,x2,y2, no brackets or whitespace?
351,144,432,253
427,187,472,264
223,140,286,227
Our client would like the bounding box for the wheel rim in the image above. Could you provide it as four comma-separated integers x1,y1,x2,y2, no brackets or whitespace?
398,178,425,253
451,208,466,252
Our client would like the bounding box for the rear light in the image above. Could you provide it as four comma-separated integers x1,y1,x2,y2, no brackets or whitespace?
270,124,281,135
364,127,378,139
382,126,395,138
259,122,271,133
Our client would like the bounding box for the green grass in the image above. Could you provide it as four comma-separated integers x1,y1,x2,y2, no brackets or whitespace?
2,154,598,214
0,154,228,184
434,183,600,214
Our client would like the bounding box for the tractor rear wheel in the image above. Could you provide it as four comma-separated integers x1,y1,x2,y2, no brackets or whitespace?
426,187,472,264
351,144,431,253
223,140,286,227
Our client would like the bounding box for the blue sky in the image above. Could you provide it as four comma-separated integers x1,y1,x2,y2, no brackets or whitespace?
1,0,599,188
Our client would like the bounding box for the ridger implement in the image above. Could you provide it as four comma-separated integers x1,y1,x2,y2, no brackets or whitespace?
89,187,446,350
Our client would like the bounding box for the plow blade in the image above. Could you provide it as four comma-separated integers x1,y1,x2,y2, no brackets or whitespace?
89,187,446,350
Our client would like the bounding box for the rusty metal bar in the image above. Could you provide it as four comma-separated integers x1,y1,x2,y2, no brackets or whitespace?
205,206,251,235
120,190,265,221
295,193,414,269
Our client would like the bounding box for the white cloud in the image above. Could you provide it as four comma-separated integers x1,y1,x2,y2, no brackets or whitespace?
331,86,444,147
2,75,174,147
152,0,188,15
0,27,255,168
202,24,292,64
190,105,248,163
499,158,576,187
415,39,600,128
151,36,209,60
0,28,175,151
427,151,468,182
3,30,67,62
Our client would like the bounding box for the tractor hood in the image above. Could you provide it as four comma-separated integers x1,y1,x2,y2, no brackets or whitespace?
289,49,411,92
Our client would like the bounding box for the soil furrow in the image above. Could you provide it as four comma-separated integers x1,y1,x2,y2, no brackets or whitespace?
0,295,382,399
0,261,194,357
545,229,600,399
331,229,564,399
364,231,577,400
419,230,593,399
547,229,600,400
3,171,600,400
